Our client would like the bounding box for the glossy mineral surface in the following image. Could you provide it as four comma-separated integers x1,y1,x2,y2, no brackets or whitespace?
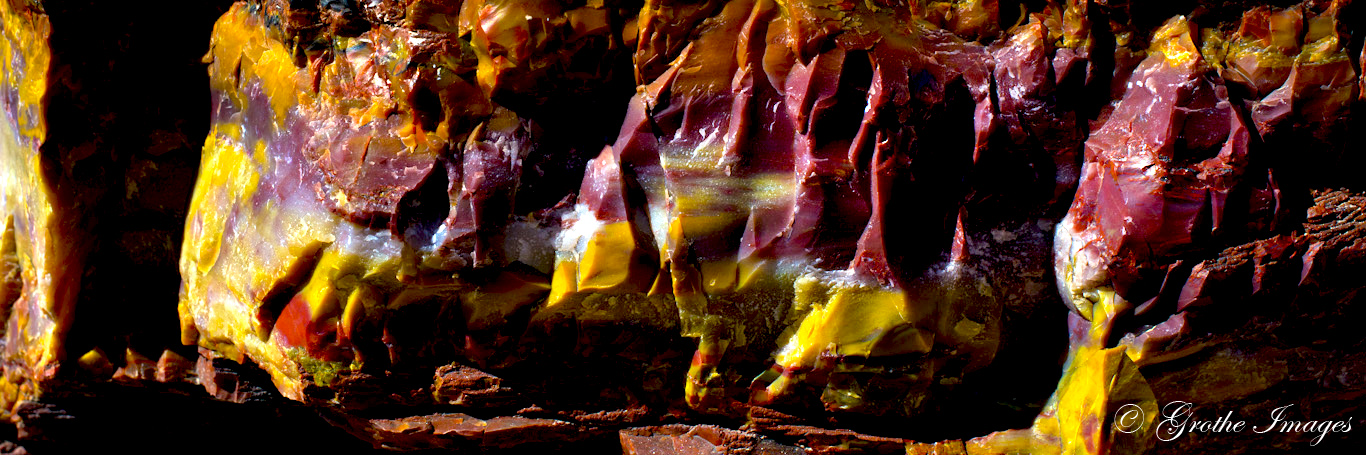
0,0,60,410
0,0,227,416
175,0,1366,453
182,0,1068,417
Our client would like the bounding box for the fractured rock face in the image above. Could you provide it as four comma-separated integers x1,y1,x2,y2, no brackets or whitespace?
0,0,62,409
0,0,1351,452
181,0,653,405
179,0,1078,422
176,1,1366,452
0,0,230,414
1009,4,1366,455
1054,15,1256,323
551,0,1025,414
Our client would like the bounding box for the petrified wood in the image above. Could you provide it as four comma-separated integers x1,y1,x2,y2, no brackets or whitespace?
1,0,1363,453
